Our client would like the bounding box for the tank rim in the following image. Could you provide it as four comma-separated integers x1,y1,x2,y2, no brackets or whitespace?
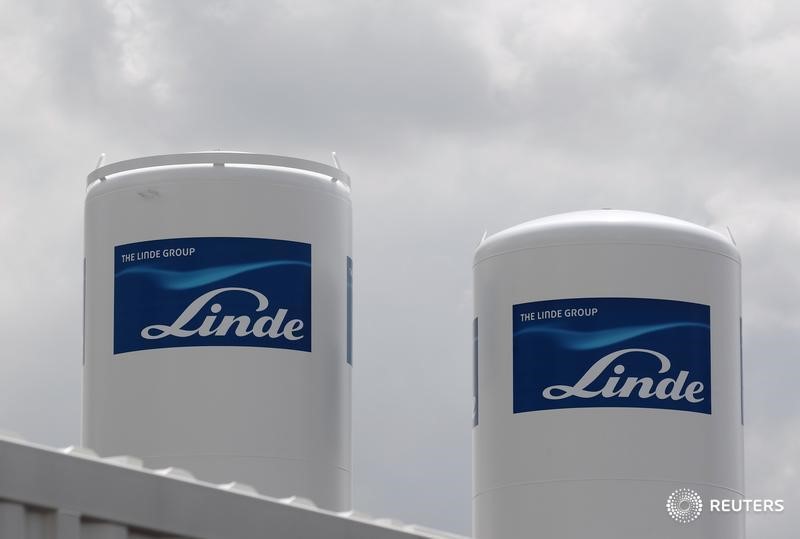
474,210,741,264
87,151,350,188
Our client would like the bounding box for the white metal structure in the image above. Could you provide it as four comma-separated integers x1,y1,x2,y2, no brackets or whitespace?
0,433,466,539
473,210,744,538
84,152,352,511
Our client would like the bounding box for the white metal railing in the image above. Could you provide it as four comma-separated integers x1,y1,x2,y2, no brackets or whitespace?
87,152,350,188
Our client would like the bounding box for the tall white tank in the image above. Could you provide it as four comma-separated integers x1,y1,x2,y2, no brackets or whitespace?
83,152,352,511
473,210,743,539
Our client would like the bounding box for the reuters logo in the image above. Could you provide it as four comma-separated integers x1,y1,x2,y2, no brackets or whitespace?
666,488,703,523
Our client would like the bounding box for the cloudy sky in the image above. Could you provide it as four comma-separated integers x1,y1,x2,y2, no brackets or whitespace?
1,0,798,536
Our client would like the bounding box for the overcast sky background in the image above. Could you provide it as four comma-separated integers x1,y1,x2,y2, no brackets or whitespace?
0,0,798,536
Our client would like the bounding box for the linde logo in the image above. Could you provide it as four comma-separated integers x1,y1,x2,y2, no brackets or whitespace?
140,287,305,341
513,297,711,414
542,348,705,404
114,237,312,354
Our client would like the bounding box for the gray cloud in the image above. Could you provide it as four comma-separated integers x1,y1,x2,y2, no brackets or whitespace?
0,0,798,536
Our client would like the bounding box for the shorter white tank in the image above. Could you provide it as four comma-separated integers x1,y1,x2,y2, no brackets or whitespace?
473,210,743,539
83,152,352,511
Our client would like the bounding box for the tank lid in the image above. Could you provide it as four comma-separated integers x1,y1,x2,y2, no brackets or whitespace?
475,210,740,263
86,151,350,188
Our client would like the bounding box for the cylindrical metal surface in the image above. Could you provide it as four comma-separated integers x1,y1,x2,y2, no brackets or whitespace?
83,152,352,510
473,210,743,538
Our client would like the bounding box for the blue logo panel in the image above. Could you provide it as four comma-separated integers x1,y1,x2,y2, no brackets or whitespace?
473,317,479,427
347,256,353,365
114,237,311,354
513,298,711,415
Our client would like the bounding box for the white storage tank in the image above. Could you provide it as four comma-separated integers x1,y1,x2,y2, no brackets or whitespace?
83,152,352,511
473,210,743,539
